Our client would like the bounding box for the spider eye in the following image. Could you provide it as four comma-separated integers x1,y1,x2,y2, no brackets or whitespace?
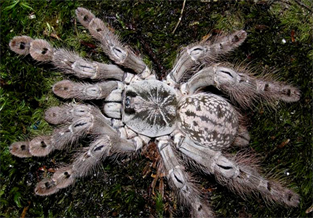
125,97,131,108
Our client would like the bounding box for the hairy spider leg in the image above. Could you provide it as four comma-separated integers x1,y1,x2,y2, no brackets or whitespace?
157,136,215,218
76,7,152,78
181,66,300,108
9,36,124,80
167,30,247,85
172,133,300,207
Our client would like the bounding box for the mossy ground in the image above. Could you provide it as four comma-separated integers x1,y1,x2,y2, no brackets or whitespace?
1,0,312,217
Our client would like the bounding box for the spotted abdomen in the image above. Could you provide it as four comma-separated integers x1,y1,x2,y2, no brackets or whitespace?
178,93,238,150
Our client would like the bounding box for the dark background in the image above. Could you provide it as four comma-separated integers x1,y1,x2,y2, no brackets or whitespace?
1,0,312,217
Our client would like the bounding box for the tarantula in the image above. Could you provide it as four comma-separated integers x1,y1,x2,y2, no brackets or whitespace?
9,7,300,217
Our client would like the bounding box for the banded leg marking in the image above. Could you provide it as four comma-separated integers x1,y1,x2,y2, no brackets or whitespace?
75,7,151,77
157,136,214,217
181,65,300,108
173,133,300,207
167,30,247,84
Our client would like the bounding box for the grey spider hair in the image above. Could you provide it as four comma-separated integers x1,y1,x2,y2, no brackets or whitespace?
9,7,300,217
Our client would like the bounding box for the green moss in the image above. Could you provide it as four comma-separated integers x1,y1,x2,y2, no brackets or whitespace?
154,192,164,218
1,0,312,217
271,0,313,43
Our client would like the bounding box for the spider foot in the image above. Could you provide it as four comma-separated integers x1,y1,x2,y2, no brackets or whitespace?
35,166,75,196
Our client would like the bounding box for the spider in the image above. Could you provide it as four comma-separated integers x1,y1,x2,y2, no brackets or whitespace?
8,7,301,217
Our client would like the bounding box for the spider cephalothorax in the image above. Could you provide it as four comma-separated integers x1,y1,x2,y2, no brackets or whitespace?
122,80,178,137
9,7,300,217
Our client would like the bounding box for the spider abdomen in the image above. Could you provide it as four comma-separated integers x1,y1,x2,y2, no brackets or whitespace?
178,93,238,150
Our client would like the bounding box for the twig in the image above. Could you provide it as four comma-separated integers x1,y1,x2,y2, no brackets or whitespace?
138,36,166,78
172,0,186,34
20,201,31,218
294,0,313,13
